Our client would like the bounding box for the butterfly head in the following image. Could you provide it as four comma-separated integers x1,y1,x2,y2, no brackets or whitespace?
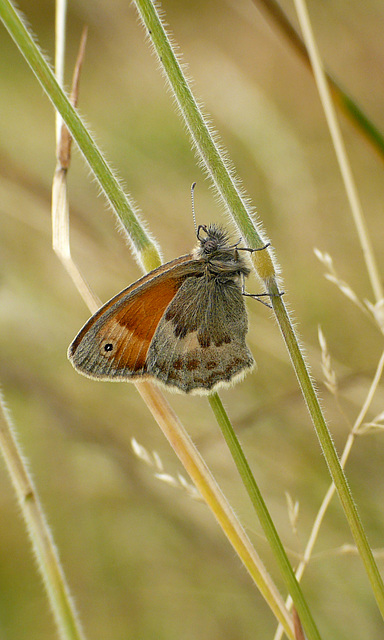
194,224,249,276
195,223,233,255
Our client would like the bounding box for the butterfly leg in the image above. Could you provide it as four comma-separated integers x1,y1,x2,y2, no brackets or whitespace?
241,274,284,308
242,291,285,308
238,242,271,253
238,243,284,307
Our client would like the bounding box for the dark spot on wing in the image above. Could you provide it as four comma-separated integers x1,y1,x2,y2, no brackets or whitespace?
198,331,211,348
165,308,176,322
186,358,199,371
174,325,188,339
214,335,231,347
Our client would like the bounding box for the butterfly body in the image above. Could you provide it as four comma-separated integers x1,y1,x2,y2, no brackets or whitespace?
68,224,255,394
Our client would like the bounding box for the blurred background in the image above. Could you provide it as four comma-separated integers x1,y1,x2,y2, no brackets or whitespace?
1,0,384,638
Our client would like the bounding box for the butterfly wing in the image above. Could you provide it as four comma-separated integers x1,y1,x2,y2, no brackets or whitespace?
68,254,201,380
146,276,255,393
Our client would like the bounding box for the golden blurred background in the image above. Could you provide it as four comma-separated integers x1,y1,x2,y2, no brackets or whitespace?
1,0,384,638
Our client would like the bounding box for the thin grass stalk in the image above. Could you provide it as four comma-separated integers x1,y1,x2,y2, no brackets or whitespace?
297,349,384,581
253,0,384,161
54,0,66,139
0,392,86,640
52,200,294,634
45,2,295,631
293,0,383,304
274,349,384,640
137,382,294,638
134,2,322,635
2,0,381,628
52,21,101,313
273,293,384,615
208,393,322,640
134,0,266,251
0,7,87,639
0,0,161,272
132,0,384,619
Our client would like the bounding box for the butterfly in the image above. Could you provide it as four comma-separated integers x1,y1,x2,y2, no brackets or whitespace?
68,223,268,394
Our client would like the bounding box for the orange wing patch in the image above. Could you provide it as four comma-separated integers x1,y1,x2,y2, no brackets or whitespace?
97,278,180,372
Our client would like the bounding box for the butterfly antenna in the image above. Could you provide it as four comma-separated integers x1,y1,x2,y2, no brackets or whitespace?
191,182,197,234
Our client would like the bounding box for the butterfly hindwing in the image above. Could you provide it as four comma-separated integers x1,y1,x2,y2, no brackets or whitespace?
146,274,255,393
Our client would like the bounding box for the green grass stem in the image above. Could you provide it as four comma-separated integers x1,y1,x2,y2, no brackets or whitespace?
254,0,384,161
272,292,384,615
0,0,161,272
0,3,297,633
208,392,322,640
2,0,383,629
134,0,384,622
0,393,86,640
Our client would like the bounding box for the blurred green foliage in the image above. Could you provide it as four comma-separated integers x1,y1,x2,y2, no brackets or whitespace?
0,1,383,638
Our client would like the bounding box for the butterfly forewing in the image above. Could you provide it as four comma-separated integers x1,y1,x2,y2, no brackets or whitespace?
68,255,198,380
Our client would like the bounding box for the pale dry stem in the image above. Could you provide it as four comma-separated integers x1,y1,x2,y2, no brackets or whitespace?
274,348,384,640
0,393,86,640
293,0,383,304
52,27,100,314
50,14,293,637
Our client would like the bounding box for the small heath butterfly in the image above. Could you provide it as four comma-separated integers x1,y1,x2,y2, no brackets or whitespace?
68,224,268,394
